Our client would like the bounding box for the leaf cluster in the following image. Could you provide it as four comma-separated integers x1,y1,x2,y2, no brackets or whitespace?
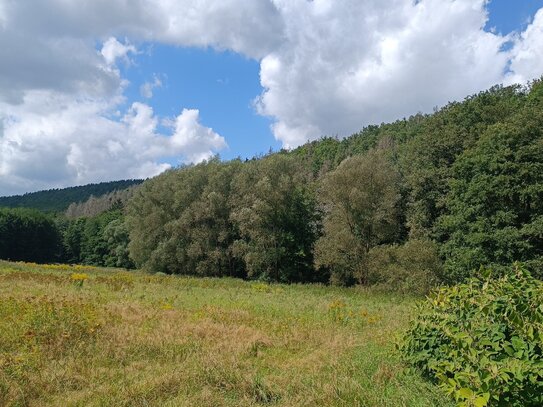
401,264,543,406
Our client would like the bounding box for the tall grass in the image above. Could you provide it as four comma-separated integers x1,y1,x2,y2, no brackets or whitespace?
0,260,451,406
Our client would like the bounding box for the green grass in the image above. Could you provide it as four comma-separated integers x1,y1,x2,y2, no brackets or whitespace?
0,260,452,406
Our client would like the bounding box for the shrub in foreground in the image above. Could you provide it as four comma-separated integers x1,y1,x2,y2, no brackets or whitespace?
401,264,543,406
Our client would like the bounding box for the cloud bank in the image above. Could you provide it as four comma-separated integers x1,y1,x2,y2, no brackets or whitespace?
0,92,225,194
0,0,542,194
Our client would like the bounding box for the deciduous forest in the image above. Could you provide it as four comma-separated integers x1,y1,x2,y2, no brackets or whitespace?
2,80,541,289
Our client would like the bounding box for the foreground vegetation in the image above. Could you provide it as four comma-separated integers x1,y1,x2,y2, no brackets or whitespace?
1,80,541,406
402,264,543,406
0,260,451,406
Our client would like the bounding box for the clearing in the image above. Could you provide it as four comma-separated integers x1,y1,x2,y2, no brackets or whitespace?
0,260,451,406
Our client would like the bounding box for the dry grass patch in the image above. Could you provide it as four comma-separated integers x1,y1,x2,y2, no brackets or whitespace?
0,260,452,406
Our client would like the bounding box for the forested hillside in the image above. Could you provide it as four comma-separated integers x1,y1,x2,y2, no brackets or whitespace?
126,80,543,286
0,179,143,213
1,80,541,289
65,185,139,218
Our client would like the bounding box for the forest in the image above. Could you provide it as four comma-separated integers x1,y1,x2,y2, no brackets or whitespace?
1,80,542,290
0,179,143,213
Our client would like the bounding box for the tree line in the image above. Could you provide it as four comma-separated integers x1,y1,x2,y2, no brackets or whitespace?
0,179,143,213
1,79,541,291
126,79,542,288
0,206,132,268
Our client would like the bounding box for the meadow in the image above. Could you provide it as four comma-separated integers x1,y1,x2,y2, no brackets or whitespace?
0,260,451,406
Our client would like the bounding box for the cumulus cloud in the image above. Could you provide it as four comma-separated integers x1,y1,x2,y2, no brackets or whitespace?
256,0,515,146
0,31,119,104
1,0,283,59
0,94,227,195
1,0,543,193
506,8,543,85
169,108,228,163
0,2,6,28
0,0,280,104
101,37,137,66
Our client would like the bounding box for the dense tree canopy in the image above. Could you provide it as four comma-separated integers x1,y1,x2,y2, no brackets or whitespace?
127,155,322,283
0,208,62,263
0,179,142,213
436,81,543,281
65,186,138,218
1,79,542,290
127,159,243,276
230,155,322,282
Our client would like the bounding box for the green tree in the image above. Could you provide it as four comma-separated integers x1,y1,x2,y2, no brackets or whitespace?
79,210,123,266
436,80,543,282
315,150,402,285
61,217,86,263
0,179,142,213
103,218,134,268
181,159,244,277
230,155,322,282
400,85,524,238
127,159,243,276
0,208,62,263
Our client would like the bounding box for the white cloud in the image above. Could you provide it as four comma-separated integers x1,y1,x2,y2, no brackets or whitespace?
0,0,283,59
0,31,119,104
0,93,227,195
256,0,514,147
101,37,137,66
140,75,163,99
506,9,543,85
0,1,6,29
154,0,283,59
1,0,543,194
170,108,228,163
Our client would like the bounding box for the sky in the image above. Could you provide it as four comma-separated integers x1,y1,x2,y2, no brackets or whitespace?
1,0,543,196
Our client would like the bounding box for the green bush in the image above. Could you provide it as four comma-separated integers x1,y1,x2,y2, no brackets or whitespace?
401,264,543,406
366,239,441,295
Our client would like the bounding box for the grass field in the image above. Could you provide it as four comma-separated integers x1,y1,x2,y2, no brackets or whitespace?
0,260,452,406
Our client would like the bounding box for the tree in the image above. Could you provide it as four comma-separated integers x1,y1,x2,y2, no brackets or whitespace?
0,208,62,263
61,217,86,263
127,159,244,276
400,85,524,238
315,149,402,285
180,159,244,277
230,155,322,282
436,80,543,282
103,218,134,269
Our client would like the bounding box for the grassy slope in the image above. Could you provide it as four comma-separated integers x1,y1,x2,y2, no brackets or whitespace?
0,261,451,407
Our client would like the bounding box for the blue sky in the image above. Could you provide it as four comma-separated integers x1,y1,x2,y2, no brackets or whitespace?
487,0,543,34
119,0,543,163
119,46,279,162
1,0,543,195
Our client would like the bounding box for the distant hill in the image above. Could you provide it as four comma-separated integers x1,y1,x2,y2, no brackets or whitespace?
65,185,140,218
0,180,144,213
